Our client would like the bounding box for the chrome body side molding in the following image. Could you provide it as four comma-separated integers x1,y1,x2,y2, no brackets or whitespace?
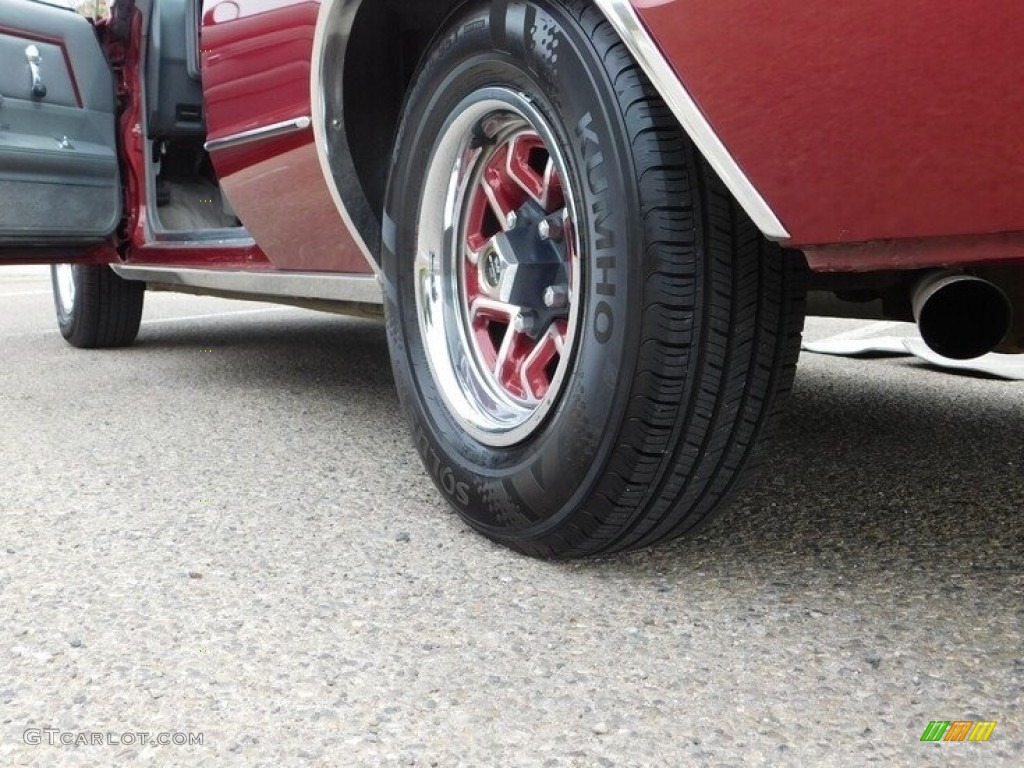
112,265,383,305
204,116,313,153
591,0,789,241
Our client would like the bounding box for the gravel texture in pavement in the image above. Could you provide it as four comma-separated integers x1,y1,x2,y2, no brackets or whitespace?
0,268,1021,766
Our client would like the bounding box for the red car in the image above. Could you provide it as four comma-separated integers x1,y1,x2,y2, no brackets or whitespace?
2,0,1021,557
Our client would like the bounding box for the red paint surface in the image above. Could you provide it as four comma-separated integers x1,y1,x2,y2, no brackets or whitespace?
201,0,371,273
201,0,317,141
8,0,1024,276
635,0,1024,247
218,141,368,272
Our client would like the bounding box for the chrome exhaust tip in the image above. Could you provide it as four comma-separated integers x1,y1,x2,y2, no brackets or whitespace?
913,271,1013,360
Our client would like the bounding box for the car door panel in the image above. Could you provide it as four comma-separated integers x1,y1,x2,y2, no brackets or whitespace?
200,0,373,274
0,0,121,248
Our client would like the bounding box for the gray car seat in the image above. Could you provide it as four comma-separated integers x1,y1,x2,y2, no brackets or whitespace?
146,0,204,138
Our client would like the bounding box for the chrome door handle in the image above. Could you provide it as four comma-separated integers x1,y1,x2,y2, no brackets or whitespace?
25,45,47,99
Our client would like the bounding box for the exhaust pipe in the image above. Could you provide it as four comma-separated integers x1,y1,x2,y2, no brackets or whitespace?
912,271,1013,360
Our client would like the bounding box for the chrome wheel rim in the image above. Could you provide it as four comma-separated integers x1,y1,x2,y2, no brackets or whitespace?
54,264,76,316
414,89,583,447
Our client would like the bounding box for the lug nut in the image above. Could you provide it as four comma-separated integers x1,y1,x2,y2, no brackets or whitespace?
543,285,569,309
513,312,536,334
538,219,563,242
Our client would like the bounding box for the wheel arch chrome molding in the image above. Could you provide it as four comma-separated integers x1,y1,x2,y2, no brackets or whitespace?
591,0,790,240
310,0,380,276
308,0,790,266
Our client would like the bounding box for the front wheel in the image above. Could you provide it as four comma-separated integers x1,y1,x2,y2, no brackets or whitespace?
51,264,145,349
384,0,807,558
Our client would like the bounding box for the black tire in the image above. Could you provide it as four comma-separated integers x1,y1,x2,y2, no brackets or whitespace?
383,0,807,558
51,264,145,349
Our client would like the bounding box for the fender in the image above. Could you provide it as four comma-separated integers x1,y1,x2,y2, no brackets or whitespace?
309,0,790,276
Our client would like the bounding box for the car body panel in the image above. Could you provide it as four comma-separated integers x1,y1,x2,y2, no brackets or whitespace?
2,0,1024,277
199,0,371,273
633,0,1024,248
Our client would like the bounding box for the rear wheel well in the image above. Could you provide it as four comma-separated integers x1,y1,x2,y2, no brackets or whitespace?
329,1,464,257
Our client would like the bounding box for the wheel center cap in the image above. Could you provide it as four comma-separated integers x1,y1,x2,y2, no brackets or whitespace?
483,249,504,289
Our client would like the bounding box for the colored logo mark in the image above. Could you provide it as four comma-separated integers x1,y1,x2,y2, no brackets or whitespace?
920,720,997,742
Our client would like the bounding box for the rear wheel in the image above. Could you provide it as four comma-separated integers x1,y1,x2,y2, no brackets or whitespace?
383,0,807,558
51,264,145,349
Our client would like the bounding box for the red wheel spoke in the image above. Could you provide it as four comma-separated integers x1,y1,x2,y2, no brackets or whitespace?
468,299,560,404
493,321,530,399
469,297,517,373
465,189,496,254
466,143,524,253
482,144,527,228
519,323,565,401
464,257,483,304
506,132,565,213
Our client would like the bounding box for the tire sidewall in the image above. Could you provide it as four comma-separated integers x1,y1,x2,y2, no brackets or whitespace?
51,264,81,337
384,0,642,542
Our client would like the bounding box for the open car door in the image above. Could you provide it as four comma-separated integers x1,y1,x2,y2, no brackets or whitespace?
0,0,121,255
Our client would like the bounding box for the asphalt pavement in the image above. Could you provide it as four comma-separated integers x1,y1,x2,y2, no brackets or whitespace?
1,266,1021,766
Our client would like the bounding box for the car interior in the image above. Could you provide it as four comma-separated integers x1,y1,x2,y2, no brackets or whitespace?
0,0,240,250
141,0,241,235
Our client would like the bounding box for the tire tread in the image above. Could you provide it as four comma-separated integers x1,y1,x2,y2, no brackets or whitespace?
54,265,145,349
553,0,807,557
